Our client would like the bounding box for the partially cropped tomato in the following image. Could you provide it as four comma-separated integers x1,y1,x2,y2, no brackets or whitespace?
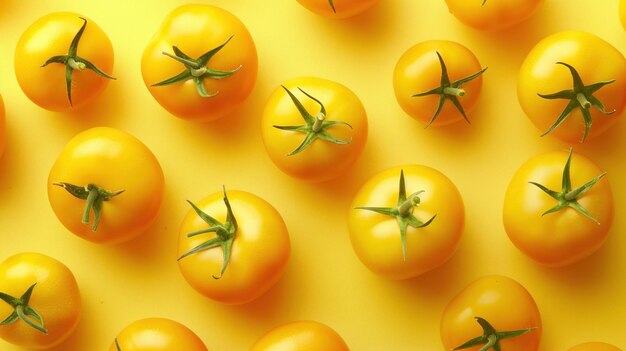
393,40,486,127
518,31,626,143
178,188,290,304
568,342,623,351
348,165,464,280
251,321,349,351
0,253,81,350
142,4,257,121
296,0,379,19
0,95,5,159
109,318,208,351
15,12,115,111
444,0,542,31
441,275,541,351
48,127,164,244
262,77,368,182
621,0,626,30
503,149,613,267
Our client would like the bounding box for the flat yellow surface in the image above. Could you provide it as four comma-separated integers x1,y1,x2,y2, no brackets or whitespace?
0,0,625,350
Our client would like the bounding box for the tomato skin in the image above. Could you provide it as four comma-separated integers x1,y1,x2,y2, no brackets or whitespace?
48,127,165,244
251,321,349,351
444,0,542,31
0,95,5,159
108,318,208,351
15,12,114,111
503,150,613,267
567,342,623,351
348,165,464,280
621,0,626,30
441,275,542,351
517,31,626,143
393,40,483,127
142,4,257,121
0,253,81,350
178,190,290,305
296,0,378,19
261,77,368,182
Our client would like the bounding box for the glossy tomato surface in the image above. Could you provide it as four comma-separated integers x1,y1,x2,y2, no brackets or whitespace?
15,12,114,111
0,253,80,350
445,0,542,31
109,318,208,351
142,4,257,121
48,127,164,244
251,321,349,351
296,0,379,19
0,95,5,159
567,342,623,351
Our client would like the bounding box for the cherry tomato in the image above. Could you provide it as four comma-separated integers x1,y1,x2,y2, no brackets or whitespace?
348,165,464,280
261,77,368,182
518,31,626,143
142,4,257,121
567,342,623,351
178,188,290,305
441,275,541,351
444,0,542,31
109,318,208,351
296,0,379,19
503,149,613,267
48,127,164,244
251,321,349,351
0,95,5,159
0,253,81,350
393,40,486,127
620,0,626,30
15,12,115,111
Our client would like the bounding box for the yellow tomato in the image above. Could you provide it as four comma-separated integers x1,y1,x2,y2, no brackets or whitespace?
251,321,349,351
296,0,379,19
567,342,623,351
15,12,115,111
0,95,4,159
348,165,464,280
178,189,290,305
262,77,368,182
441,275,541,351
0,253,81,350
621,0,626,30
518,31,626,143
393,40,485,127
142,4,257,121
48,127,165,244
444,0,542,31
109,318,208,351
503,149,613,267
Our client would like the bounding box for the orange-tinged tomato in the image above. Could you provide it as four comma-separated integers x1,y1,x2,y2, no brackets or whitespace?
296,0,379,19
518,31,626,143
444,0,542,31
15,12,115,111
48,127,164,244
251,321,349,351
109,318,208,351
503,149,613,267
441,275,541,351
567,342,623,351
0,253,81,350
262,77,368,182
348,165,464,280
393,40,486,127
142,4,257,121
178,189,290,305
0,95,5,159
621,0,626,30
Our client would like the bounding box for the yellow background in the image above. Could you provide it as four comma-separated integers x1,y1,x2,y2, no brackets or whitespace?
0,0,625,350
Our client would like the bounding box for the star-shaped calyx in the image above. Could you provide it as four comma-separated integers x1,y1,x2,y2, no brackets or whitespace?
452,317,536,351
153,35,241,98
529,148,606,224
178,187,238,279
0,284,48,334
273,86,352,156
412,51,487,127
355,170,436,260
53,182,125,232
41,17,116,106
538,62,615,142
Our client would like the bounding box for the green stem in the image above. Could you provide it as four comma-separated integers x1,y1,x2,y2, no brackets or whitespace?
480,334,497,351
161,52,201,69
312,113,325,132
190,66,207,77
82,187,98,225
398,196,418,217
444,87,465,96
576,92,591,109
67,57,85,70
